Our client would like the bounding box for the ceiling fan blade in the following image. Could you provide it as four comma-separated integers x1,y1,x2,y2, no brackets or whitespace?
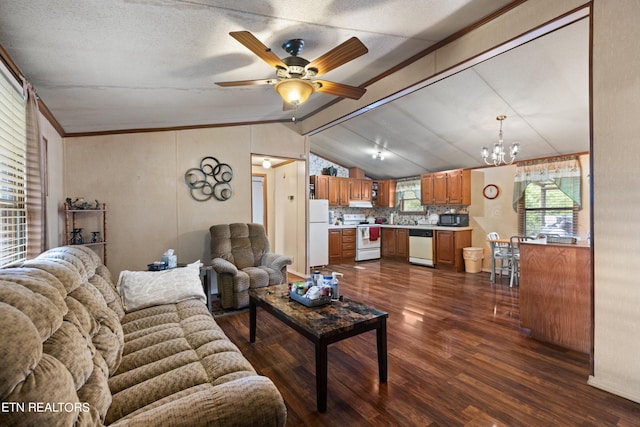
215,79,275,87
315,80,366,100
282,101,296,111
229,31,287,70
306,37,368,77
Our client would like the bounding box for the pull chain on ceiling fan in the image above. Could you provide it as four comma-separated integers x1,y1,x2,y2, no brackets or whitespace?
215,31,368,113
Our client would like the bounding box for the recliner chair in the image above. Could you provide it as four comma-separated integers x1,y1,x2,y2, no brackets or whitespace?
210,223,292,309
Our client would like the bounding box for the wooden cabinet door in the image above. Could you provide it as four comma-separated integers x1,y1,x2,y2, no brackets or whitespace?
338,177,350,206
328,177,340,206
396,229,408,258
381,228,395,257
328,230,342,262
421,174,435,205
312,175,329,200
436,231,455,264
433,172,448,204
349,179,362,201
360,180,372,201
447,170,463,204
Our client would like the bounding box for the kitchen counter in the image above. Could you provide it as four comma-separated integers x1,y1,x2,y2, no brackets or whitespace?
380,224,473,232
329,224,472,231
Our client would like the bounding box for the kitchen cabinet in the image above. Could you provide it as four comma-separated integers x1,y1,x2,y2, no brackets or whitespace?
310,175,329,200
446,169,470,205
312,175,376,206
433,172,448,204
519,242,592,353
374,180,396,208
420,169,471,206
349,178,372,202
435,229,471,272
328,177,349,206
328,228,356,263
420,174,435,205
381,228,408,259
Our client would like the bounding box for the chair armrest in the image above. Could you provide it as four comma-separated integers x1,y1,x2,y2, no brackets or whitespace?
211,258,238,275
260,253,292,271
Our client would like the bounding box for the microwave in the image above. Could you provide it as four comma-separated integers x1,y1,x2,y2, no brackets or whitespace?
438,213,469,227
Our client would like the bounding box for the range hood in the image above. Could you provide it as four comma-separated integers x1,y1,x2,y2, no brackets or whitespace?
348,201,373,208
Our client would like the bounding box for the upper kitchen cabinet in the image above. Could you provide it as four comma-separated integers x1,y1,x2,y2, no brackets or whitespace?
328,176,350,206
350,178,372,202
373,180,396,208
310,175,373,206
421,174,435,205
310,175,329,200
421,169,470,206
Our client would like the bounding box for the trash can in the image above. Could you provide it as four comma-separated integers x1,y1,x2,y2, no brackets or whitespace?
463,247,484,273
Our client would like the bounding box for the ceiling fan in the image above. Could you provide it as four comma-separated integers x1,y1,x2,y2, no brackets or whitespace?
215,31,368,110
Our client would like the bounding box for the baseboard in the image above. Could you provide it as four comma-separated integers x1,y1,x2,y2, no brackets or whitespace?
588,375,640,404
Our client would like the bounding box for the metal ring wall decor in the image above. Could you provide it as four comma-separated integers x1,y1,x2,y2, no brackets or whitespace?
185,156,233,201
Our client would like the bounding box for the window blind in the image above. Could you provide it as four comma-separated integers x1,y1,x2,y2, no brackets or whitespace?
0,61,27,267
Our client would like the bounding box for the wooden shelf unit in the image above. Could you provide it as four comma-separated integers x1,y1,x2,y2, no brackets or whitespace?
64,203,107,264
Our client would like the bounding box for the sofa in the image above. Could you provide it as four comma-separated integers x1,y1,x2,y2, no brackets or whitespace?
210,223,292,309
0,245,286,426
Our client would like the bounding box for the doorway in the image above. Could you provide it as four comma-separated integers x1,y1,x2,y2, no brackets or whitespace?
251,174,267,232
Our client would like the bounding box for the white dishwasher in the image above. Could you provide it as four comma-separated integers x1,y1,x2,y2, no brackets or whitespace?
408,229,434,267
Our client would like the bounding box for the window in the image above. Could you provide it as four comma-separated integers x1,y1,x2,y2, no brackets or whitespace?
395,178,423,213
519,180,578,237
0,62,27,267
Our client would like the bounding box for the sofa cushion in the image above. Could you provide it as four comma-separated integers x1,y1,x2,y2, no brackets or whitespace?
116,261,205,312
106,299,262,424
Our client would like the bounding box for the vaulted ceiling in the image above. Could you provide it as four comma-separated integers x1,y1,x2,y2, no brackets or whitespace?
0,1,589,178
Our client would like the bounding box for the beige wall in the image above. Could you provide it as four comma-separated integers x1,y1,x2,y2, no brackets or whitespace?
64,124,307,277
589,0,640,402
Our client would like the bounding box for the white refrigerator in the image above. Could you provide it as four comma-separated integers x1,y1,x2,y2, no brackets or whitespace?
308,199,329,268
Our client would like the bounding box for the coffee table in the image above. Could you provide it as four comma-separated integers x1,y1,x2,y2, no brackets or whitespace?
249,284,388,412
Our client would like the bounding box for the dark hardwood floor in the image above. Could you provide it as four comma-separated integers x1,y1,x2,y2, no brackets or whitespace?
216,259,640,426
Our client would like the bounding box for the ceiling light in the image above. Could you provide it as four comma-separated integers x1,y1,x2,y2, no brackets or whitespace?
481,115,520,166
372,151,384,160
262,158,272,168
274,79,314,106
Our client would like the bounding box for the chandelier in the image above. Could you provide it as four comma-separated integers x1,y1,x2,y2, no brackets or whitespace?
481,115,520,166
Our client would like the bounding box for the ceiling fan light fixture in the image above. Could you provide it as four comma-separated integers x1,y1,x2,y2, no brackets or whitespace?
372,151,384,160
262,158,272,169
275,79,314,106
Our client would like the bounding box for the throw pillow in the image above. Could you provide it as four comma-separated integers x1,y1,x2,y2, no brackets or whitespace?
116,261,205,312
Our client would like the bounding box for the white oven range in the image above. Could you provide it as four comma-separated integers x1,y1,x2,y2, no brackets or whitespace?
343,214,381,261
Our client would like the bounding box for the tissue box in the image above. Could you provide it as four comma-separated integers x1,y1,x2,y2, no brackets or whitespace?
161,255,177,269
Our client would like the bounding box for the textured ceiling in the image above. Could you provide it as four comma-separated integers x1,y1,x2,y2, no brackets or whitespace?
0,1,589,178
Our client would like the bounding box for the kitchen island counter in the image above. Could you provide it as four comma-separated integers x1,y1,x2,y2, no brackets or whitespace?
519,241,592,353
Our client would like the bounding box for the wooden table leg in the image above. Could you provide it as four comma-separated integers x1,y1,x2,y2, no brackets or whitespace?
377,317,388,383
316,340,328,412
249,300,257,343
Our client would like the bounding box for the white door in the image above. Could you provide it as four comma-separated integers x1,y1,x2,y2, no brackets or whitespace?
252,175,265,227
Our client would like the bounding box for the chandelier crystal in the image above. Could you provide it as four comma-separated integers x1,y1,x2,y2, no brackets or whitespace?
481,115,520,166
